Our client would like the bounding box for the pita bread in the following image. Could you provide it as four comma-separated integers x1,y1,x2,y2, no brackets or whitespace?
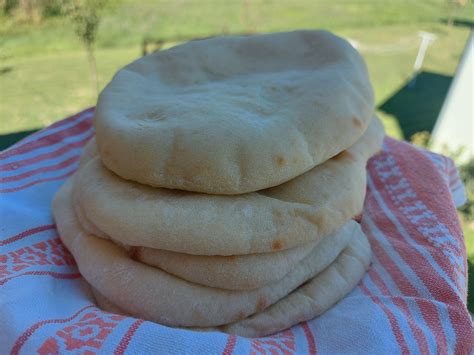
95,30,374,194
91,286,128,315
90,228,371,338
121,222,358,291
76,202,358,290
79,138,98,167
74,117,383,255
220,232,371,337
53,178,365,327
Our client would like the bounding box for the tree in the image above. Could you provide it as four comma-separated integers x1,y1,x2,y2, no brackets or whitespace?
68,0,107,97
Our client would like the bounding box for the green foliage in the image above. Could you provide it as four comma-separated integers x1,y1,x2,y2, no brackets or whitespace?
459,160,474,222
435,145,473,223
65,0,109,96
2,0,19,15
68,0,106,47
42,0,70,17
410,132,474,223
410,131,432,148
2,0,71,21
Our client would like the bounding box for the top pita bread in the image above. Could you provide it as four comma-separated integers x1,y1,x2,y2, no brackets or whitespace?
95,30,374,194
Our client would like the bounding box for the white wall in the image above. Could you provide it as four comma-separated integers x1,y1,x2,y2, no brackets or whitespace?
430,33,473,163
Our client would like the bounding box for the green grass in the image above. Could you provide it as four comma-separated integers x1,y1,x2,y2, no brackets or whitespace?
466,224,474,259
1,0,473,311
1,22,471,136
3,0,471,58
0,47,139,132
1,0,472,135
464,221,474,313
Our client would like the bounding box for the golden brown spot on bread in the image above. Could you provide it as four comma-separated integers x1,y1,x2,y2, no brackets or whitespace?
352,117,362,128
276,155,286,166
128,247,141,261
345,151,355,161
256,296,267,312
100,145,111,159
272,239,284,251
223,255,237,261
333,151,345,160
237,311,246,320
333,150,354,161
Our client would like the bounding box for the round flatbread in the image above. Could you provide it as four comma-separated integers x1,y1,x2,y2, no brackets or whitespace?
220,232,371,337
74,117,383,255
91,286,128,315
79,137,98,167
77,203,358,290
53,178,364,327
90,227,371,337
95,30,374,194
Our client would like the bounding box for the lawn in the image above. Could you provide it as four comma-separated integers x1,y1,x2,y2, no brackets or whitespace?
0,47,139,133
1,0,473,310
1,1,473,136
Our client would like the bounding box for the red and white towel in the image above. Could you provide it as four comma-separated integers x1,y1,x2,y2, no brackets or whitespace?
0,108,473,354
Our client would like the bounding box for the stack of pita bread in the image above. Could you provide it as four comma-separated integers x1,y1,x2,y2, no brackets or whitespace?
53,30,384,337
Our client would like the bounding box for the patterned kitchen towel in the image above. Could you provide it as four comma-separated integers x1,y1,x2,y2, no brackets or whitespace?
0,108,473,354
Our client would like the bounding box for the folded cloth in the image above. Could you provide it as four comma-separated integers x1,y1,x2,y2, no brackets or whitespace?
0,108,472,354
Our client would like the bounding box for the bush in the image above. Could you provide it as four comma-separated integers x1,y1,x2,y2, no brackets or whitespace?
410,131,473,222
42,0,71,17
459,159,474,222
2,0,71,21
2,0,19,15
